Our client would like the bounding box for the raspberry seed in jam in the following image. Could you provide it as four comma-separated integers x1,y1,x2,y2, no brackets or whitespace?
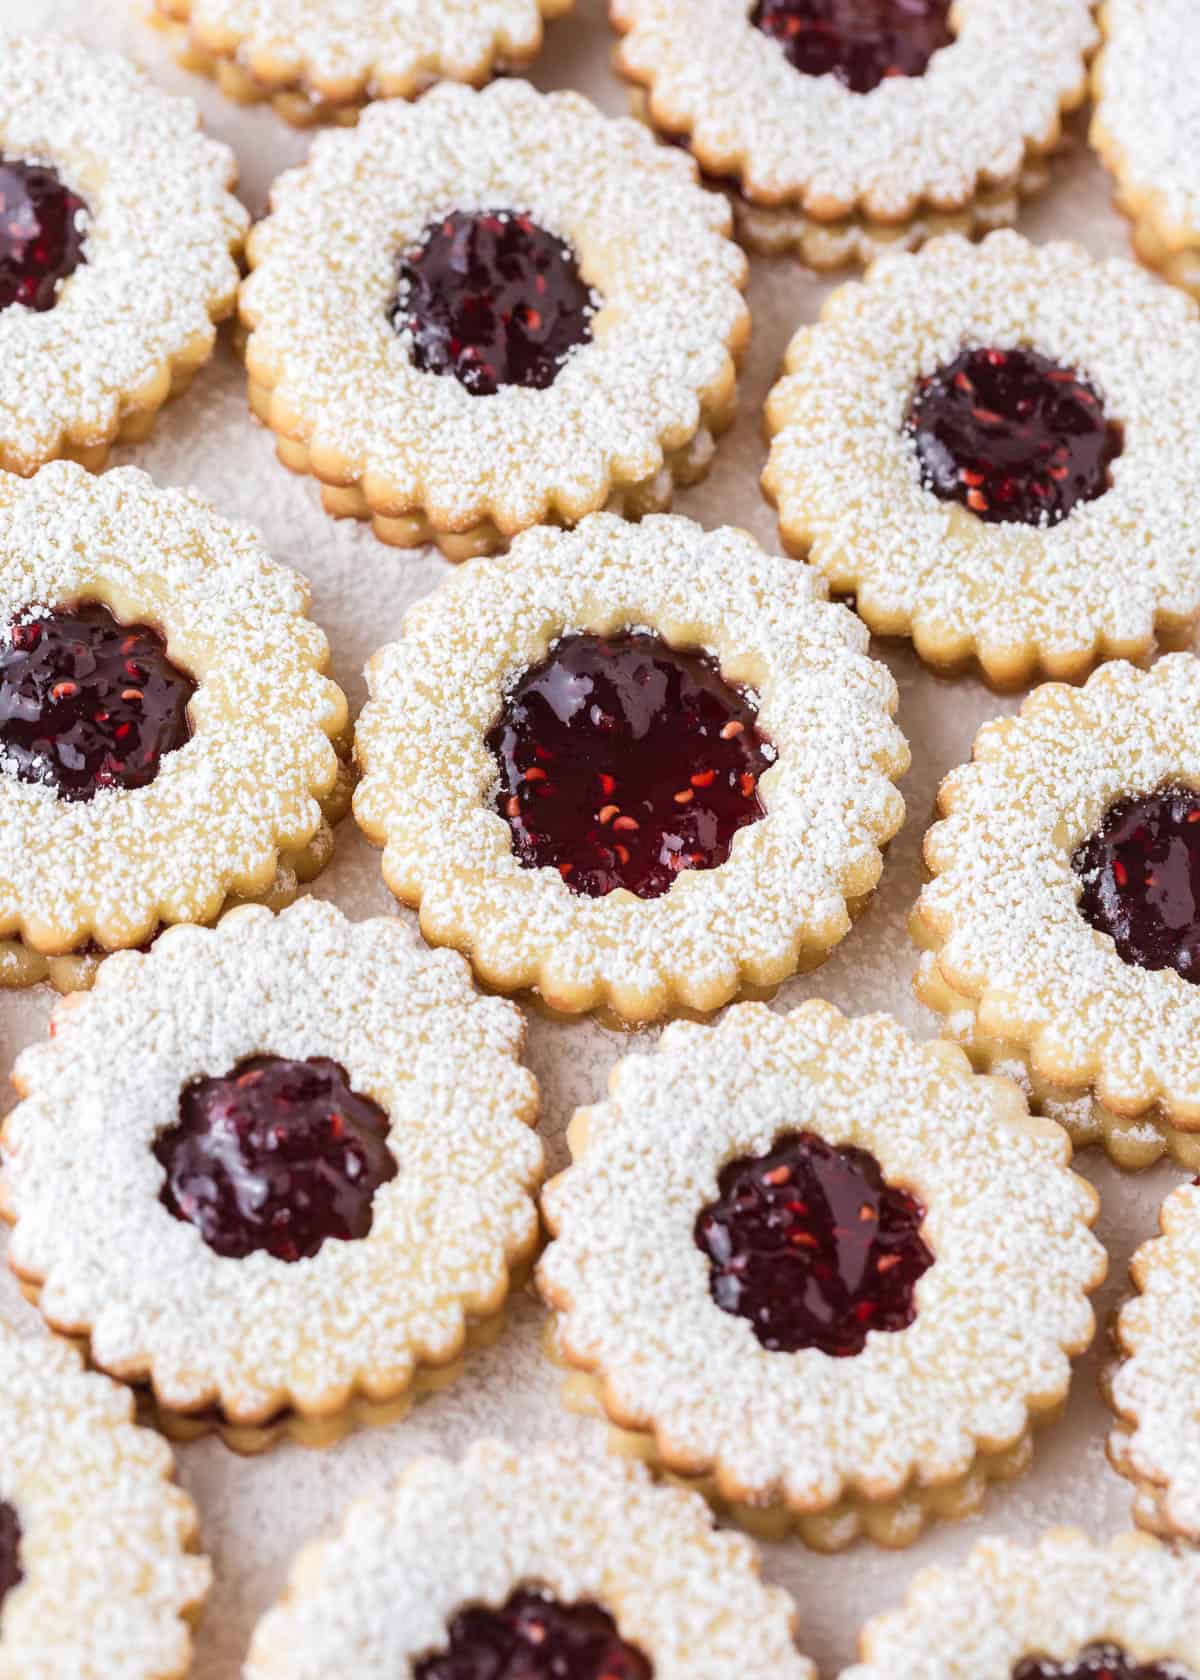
155,1055,397,1263
908,346,1122,527
1015,1646,1197,1680
0,158,88,313
0,1500,22,1613
390,208,598,396
416,1588,653,1680
695,1130,933,1356
0,603,194,803
1073,785,1200,982
750,0,954,94
486,630,775,900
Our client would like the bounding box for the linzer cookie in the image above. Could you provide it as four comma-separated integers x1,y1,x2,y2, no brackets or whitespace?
0,899,543,1453
764,232,1200,686
149,0,572,127
0,463,350,993
0,34,245,475
352,514,908,1026
538,1002,1104,1548
239,81,748,559
246,1442,813,1680
1092,0,1200,300
611,0,1094,264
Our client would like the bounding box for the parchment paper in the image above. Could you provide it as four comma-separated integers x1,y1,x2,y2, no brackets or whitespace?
0,4,1182,1672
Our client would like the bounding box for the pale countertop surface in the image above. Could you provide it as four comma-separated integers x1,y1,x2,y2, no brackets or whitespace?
0,3,1186,1674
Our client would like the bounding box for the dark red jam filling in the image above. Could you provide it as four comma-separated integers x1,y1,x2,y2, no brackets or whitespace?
416,1588,653,1680
0,604,195,803
908,346,1123,527
694,1130,934,1356
390,208,598,397
750,0,953,93
0,1501,22,1614
1073,786,1200,982
1015,1646,1196,1680
154,1055,397,1263
0,159,88,313
486,630,775,901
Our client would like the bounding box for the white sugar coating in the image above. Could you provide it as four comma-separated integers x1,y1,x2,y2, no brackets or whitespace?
845,1529,1200,1677
245,1440,813,1679
0,32,245,468
240,80,748,536
1093,0,1200,243
2,897,543,1420
0,1332,210,1678
915,655,1200,1123
763,232,1200,680
611,0,1094,216
539,1002,1104,1506
1110,1182,1200,1540
0,463,348,954
353,513,909,1023
163,0,566,99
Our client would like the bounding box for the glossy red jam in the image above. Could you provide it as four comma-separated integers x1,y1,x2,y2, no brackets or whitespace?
486,630,774,900
750,0,953,93
1073,786,1200,982
1015,1646,1196,1680
0,159,88,312
416,1588,653,1680
695,1130,933,1356
908,346,1122,527
0,604,195,802
390,208,598,396
0,1501,21,1612
154,1056,397,1263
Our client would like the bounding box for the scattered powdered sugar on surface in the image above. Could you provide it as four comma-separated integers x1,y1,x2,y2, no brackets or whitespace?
540,1002,1104,1503
612,0,1094,214
845,1529,1200,1676
3,898,542,1416
0,31,245,466
245,1441,813,1678
354,514,908,1013
0,1333,210,1676
0,464,347,950
1093,0,1200,239
917,656,1200,1117
241,80,747,532
764,232,1200,669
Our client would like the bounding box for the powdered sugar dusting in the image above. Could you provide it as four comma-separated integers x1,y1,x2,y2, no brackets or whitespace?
245,1440,813,1679
1093,0,1200,242
539,1002,1103,1507
0,1331,210,1674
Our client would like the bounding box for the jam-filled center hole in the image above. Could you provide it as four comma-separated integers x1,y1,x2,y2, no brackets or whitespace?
694,1129,933,1356
0,1500,23,1616
415,1587,653,1680
486,629,775,901
907,345,1123,527
1015,1644,1198,1680
154,1055,398,1263
0,603,195,803
0,158,88,313
750,0,954,93
1073,784,1200,983
389,208,599,397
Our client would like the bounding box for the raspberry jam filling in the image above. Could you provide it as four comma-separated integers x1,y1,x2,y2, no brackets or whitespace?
0,1501,22,1613
0,604,195,803
0,159,88,313
1015,1646,1196,1680
1073,785,1200,982
694,1130,934,1356
486,630,775,901
416,1588,653,1680
390,208,598,397
750,0,953,94
154,1056,397,1263
908,346,1123,527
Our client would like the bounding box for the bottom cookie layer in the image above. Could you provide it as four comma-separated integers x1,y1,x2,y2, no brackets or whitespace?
1101,1362,1194,1542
